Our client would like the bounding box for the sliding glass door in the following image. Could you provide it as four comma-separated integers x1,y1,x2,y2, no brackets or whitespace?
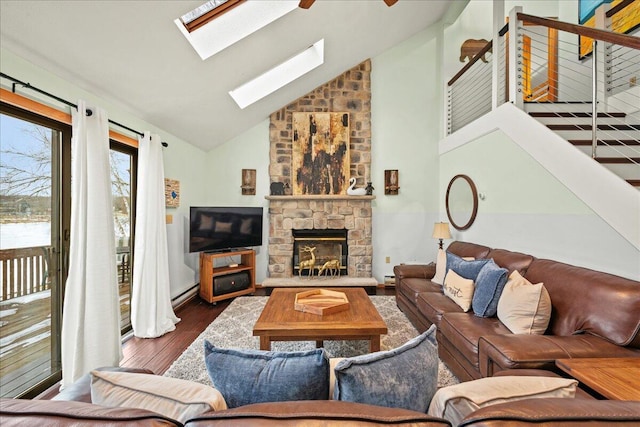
0,104,70,398
110,142,136,333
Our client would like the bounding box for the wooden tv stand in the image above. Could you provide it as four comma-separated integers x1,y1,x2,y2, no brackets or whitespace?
199,248,256,304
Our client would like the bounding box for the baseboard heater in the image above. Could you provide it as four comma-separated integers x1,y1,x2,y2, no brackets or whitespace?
214,272,250,296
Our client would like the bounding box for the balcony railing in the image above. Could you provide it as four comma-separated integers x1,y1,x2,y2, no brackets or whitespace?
0,246,52,302
0,244,131,302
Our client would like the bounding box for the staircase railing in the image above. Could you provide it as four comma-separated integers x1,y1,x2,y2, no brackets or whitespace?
447,4,640,186
447,40,494,134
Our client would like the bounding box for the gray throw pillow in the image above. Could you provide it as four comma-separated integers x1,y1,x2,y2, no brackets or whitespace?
472,259,509,317
204,340,329,408
446,252,490,280
333,325,438,413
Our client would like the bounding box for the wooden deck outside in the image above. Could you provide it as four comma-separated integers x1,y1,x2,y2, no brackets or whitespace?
0,281,131,398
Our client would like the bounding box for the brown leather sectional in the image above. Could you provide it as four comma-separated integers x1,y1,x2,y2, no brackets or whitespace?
394,241,640,383
3,391,640,426
3,247,640,425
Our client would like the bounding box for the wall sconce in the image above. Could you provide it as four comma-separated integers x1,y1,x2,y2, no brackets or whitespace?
384,169,399,195
432,222,451,250
241,169,256,195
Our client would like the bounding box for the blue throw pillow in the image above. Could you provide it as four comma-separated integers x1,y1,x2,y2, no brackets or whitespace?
446,252,490,280
472,259,509,317
333,325,438,413
204,340,329,408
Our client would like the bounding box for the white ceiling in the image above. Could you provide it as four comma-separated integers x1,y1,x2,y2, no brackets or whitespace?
0,0,452,151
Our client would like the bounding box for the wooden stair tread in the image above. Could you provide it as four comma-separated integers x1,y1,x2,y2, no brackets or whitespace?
547,124,640,131
626,180,640,186
569,139,640,146
525,101,593,104
529,112,626,118
595,157,640,164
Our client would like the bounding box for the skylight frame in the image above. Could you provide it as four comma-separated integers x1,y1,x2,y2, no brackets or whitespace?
181,0,246,33
174,1,299,61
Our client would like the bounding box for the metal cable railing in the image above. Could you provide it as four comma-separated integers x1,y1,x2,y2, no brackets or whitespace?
518,21,639,171
447,41,494,133
497,28,509,107
446,5,639,186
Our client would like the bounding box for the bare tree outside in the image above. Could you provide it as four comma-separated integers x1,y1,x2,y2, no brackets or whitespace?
110,150,131,241
1,115,132,244
1,117,53,231
0,124,52,198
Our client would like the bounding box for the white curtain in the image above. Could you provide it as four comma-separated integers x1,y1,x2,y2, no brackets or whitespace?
61,101,122,388
131,132,180,338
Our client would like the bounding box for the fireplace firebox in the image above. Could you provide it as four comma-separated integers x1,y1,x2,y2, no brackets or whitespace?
292,229,348,277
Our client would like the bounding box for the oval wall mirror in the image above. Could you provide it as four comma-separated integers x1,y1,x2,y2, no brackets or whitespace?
445,174,478,231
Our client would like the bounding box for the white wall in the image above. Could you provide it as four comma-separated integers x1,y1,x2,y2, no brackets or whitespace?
203,120,270,283
0,47,208,300
440,128,639,280
443,1,493,83
370,24,444,280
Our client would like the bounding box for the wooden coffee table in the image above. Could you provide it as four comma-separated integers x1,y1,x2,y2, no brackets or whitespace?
253,287,387,352
556,357,640,400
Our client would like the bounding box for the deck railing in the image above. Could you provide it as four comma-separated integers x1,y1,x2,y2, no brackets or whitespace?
0,243,131,301
0,246,53,302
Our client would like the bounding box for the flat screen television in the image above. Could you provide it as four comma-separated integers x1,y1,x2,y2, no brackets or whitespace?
189,206,263,253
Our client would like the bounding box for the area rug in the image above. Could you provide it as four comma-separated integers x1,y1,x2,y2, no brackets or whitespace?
164,296,459,388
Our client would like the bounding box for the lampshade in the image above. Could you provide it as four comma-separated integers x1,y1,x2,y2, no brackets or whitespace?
432,222,452,240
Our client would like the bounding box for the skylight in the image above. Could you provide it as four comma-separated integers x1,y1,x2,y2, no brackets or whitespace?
175,0,299,60
229,39,325,109
180,0,245,33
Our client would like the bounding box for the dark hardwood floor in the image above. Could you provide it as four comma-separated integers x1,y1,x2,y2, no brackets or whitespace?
121,296,232,374
122,286,394,374
37,286,395,399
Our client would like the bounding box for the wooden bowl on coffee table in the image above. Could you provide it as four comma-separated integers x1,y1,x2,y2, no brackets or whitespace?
294,289,350,315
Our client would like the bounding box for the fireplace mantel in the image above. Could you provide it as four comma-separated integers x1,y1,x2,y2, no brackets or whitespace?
265,195,375,201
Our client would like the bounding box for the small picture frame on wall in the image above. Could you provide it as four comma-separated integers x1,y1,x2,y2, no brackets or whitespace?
241,169,256,195
384,170,399,195
165,178,180,207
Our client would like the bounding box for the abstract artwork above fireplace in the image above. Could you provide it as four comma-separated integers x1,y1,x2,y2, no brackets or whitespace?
292,112,350,195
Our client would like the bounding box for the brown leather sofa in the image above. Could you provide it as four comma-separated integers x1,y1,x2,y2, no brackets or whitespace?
3,369,640,426
394,241,640,383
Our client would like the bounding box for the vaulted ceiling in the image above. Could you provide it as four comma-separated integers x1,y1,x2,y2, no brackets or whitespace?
0,1,452,151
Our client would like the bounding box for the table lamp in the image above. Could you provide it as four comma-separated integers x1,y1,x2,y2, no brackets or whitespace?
432,222,451,250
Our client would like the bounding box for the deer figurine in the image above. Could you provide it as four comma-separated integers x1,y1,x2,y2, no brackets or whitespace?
318,259,341,277
298,246,317,278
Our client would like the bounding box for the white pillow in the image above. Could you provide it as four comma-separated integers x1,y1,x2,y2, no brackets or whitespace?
432,249,447,284
497,270,552,335
428,376,577,425
91,370,227,423
443,269,475,312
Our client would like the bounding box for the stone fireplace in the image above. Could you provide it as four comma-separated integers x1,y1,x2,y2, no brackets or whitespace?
263,60,375,286
265,196,373,279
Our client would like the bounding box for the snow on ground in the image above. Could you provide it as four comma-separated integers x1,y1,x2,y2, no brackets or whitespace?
0,222,51,250
0,290,50,306
0,318,50,350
